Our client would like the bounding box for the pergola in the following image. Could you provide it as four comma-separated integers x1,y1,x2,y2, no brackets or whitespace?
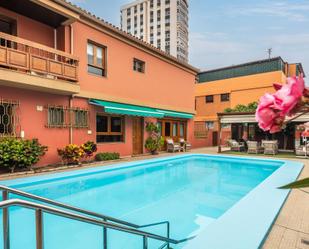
217,112,309,153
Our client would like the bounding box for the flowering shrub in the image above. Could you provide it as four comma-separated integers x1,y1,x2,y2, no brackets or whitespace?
256,74,309,189
144,122,164,154
255,75,305,133
0,138,48,172
57,144,85,164
81,141,97,159
58,141,98,164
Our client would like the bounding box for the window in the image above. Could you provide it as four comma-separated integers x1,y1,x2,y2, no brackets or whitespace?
96,114,124,143
47,106,89,128
73,109,89,128
0,99,19,137
164,122,171,136
87,42,106,77
133,58,145,73
205,95,214,103
172,123,178,136
205,121,214,129
47,107,65,127
221,93,230,102
194,122,207,138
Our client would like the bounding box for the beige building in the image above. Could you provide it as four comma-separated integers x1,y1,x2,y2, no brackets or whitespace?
120,0,189,62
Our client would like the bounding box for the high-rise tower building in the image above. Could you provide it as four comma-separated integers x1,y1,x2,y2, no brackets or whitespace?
120,0,189,62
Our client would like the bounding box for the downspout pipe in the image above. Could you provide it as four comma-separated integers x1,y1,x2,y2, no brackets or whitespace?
69,24,74,144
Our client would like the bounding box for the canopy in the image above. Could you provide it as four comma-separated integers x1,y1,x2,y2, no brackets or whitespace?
89,99,194,119
90,99,164,118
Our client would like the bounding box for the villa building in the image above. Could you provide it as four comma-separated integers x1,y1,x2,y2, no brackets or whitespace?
194,57,305,149
0,0,198,166
120,0,189,62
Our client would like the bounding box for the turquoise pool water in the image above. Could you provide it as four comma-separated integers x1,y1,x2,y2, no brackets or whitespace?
0,155,288,249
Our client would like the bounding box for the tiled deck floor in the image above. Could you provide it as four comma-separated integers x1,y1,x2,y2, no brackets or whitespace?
0,147,308,248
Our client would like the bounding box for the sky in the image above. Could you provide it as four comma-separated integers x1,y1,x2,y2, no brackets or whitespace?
70,0,309,76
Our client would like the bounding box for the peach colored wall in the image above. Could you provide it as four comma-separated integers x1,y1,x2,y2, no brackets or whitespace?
0,7,55,48
0,86,70,165
72,21,195,112
193,71,287,149
196,95,230,117
230,86,275,107
0,87,136,166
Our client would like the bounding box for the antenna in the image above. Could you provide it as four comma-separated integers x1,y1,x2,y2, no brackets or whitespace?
267,48,272,59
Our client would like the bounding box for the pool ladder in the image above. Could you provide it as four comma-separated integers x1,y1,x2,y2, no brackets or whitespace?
0,185,194,249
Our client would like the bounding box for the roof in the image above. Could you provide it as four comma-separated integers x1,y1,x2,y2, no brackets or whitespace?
198,57,286,83
52,0,199,74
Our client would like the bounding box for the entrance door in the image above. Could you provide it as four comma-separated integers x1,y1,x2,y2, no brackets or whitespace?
212,131,218,146
132,117,143,155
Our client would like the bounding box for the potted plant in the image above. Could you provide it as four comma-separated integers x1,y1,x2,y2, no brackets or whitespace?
144,122,164,155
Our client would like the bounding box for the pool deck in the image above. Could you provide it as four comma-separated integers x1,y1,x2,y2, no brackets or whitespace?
0,147,308,249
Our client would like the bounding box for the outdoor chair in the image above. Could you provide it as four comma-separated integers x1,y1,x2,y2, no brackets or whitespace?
295,144,309,156
179,138,192,152
247,141,264,154
227,139,245,152
262,140,278,155
166,138,181,153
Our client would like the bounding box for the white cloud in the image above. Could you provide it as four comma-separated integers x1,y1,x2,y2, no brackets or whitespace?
188,32,254,70
231,1,309,22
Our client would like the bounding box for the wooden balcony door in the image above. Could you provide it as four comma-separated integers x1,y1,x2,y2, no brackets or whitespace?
132,117,144,155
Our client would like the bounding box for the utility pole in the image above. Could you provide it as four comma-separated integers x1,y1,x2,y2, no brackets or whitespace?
267,48,272,59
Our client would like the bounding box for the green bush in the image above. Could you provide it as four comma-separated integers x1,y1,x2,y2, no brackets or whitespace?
95,152,120,161
0,138,48,172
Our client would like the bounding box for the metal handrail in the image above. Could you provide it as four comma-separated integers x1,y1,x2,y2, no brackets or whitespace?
0,185,194,248
0,185,167,229
0,199,194,249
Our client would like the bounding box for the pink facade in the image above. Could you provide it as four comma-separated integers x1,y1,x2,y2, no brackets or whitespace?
0,1,198,166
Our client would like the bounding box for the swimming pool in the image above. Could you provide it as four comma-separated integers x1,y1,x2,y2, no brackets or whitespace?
0,154,303,249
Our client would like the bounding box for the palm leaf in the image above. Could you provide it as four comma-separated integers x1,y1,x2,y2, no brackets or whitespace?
279,177,309,189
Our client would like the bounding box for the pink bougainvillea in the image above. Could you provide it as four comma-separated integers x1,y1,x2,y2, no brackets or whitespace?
256,74,306,133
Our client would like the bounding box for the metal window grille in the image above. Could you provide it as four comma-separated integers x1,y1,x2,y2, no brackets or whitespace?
46,106,89,129
0,98,20,138
194,122,208,138
73,109,89,128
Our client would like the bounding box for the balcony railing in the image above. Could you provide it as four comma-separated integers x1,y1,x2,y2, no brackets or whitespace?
0,32,78,82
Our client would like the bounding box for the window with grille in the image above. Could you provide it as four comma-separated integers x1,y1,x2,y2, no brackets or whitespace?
0,99,19,137
87,42,107,77
47,107,65,128
73,109,89,128
194,122,208,138
133,58,145,73
47,106,89,128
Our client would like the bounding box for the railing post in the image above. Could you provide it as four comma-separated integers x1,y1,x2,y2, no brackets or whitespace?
35,209,44,249
143,236,148,249
103,219,107,249
166,222,170,249
2,190,10,249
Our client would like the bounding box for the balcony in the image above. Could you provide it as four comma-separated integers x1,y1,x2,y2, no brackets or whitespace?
0,32,80,95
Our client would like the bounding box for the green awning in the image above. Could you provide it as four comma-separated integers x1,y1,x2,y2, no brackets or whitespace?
89,99,194,119
156,109,194,119
90,99,164,118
